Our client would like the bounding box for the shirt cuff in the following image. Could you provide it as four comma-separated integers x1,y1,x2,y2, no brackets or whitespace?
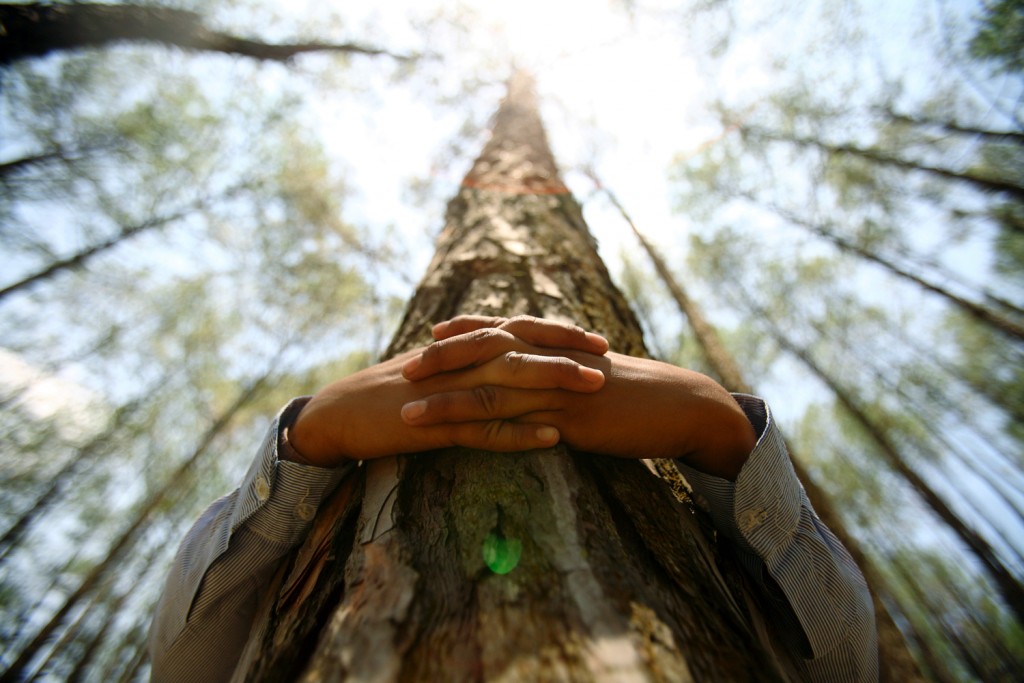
674,394,802,559
228,397,352,546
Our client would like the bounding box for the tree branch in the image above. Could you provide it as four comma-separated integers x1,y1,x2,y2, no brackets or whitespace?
0,3,415,65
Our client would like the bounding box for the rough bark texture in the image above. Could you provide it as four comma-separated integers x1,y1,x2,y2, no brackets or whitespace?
238,73,800,682
587,177,921,682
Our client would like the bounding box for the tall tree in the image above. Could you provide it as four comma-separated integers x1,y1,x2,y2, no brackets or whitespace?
585,172,924,682
237,73,803,681
0,369,275,682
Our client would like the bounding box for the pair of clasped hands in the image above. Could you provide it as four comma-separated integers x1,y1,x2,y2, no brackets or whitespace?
289,316,756,480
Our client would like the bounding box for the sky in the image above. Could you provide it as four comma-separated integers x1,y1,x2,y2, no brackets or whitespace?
1,2,1020,677
261,0,972,417
280,0,990,279
3,0,996,429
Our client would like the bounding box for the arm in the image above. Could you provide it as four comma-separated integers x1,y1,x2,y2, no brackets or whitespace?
677,395,878,682
407,315,879,681
148,398,351,683
150,320,610,681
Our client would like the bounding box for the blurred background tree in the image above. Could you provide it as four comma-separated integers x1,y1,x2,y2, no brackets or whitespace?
0,1,1020,680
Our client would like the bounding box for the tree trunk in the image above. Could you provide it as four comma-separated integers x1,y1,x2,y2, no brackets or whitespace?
877,107,1024,147
740,124,1024,203
0,3,411,65
238,73,800,682
0,187,242,301
0,371,274,683
586,174,925,682
744,306,1024,626
752,197,1024,342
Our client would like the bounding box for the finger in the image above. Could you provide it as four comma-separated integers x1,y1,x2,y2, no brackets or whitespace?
442,420,560,452
498,316,609,355
401,386,559,425
404,328,527,379
470,351,605,392
432,316,506,340
433,315,609,355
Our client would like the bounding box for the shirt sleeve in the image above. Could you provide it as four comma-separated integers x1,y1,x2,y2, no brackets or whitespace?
675,394,878,683
148,397,354,683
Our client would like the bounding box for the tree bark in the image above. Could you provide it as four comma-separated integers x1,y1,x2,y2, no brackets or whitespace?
586,174,924,682
0,3,412,65
238,73,800,682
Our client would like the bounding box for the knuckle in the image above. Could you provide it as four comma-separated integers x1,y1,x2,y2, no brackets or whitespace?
433,392,455,415
468,328,494,342
419,341,444,366
478,328,510,346
504,350,528,373
484,420,525,452
503,314,536,327
481,420,505,447
468,316,506,331
471,328,508,351
556,357,580,378
472,385,501,417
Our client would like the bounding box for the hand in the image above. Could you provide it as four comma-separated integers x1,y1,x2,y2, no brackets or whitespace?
402,316,757,480
288,317,610,467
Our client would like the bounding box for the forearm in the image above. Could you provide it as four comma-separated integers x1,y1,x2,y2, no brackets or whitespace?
676,395,878,682
149,399,351,683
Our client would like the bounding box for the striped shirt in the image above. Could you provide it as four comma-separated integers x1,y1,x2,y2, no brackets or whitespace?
148,395,877,682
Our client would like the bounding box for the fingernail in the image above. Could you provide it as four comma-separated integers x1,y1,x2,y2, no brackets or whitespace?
536,426,559,443
578,366,604,383
403,355,422,376
402,400,426,421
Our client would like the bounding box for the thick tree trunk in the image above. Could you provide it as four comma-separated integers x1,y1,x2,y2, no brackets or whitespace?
238,73,800,682
587,174,924,682
0,3,410,65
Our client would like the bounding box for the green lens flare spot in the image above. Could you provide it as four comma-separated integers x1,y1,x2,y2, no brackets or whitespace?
483,531,522,575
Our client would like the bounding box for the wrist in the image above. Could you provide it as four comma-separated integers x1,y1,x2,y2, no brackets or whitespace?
280,424,318,466
286,402,347,468
681,394,757,481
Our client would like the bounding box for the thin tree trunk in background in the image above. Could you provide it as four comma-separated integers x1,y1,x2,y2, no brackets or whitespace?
751,197,1024,342
239,72,800,682
0,398,144,561
586,171,925,682
887,552,1023,682
744,307,1024,626
741,125,1024,202
0,371,273,683
111,628,149,683
0,3,413,65
62,546,162,683
877,107,1024,146
0,188,239,301
797,314,1024,531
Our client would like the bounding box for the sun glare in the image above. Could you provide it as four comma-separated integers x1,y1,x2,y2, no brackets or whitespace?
475,0,623,67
